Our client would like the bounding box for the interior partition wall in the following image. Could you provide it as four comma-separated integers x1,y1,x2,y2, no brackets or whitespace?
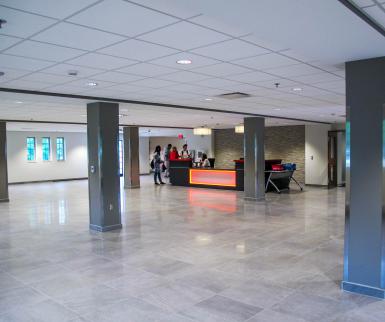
0,122,9,202
342,56,385,298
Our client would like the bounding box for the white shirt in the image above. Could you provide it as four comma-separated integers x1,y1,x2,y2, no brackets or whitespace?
180,149,190,159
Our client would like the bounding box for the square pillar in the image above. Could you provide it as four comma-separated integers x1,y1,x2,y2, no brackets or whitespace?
244,117,265,200
123,126,140,189
342,56,385,298
87,102,121,232
0,122,9,202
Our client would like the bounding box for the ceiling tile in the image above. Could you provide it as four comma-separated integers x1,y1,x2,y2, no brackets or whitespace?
197,78,244,90
66,53,136,70
228,71,277,83
158,71,211,82
1,0,99,19
0,6,56,38
149,52,219,69
43,63,101,78
0,35,21,51
68,0,179,37
98,39,178,61
32,22,125,51
18,72,74,84
188,15,248,37
92,71,145,83
266,64,321,77
191,39,270,61
4,79,52,90
364,5,385,28
234,53,299,70
42,84,84,94
292,72,343,84
107,83,147,93
0,54,55,71
138,21,230,50
0,67,30,83
191,63,250,77
129,78,177,88
240,34,289,52
66,78,117,89
4,40,86,62
117,63,177,77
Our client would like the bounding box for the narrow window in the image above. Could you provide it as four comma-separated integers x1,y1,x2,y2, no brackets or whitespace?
56,137,66,161
42,137,51,161
27,137,36,161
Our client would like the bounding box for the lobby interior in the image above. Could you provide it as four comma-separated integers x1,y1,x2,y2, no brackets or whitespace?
0,1,385,321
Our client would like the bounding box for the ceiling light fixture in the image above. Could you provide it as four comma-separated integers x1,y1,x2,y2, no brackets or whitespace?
176,59,192,65
86,82,98,87
234,124,244,134
205,98,212,101
68,70,78,76
0,19,7,29
292,87,302,92
273,108,281,111
193,127,212,136
15,101,23,104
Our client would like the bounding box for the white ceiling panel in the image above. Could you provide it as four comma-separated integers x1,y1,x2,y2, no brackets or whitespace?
0,6,56,38
292,72,343,84
32,22,125,51
65,78,117,89
158,71,211,83
188,15,249,37
266,64,322,78
228,71,277,83
138,21,230,50
364,5,385,28
117,63,177,77
66,53,136,70
0,35,21,51
0,0,99,19
4,40,86,62
149,52,219,69
130,78,176,88
43,84,87,94
193,78,240,91
43,63,101,78
234,53,299,70
98,39,178,61
191,63,250,77
92,71,145,83
68,0,179,37
18,73,74,85
0,67,30,83
240,34,289,52
4,79,52,90
191,39,270,61
0,54,55,71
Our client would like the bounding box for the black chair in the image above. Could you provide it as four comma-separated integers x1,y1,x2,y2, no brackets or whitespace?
208,158,215,168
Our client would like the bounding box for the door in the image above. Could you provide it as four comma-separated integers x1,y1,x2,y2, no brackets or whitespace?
328,131,337,188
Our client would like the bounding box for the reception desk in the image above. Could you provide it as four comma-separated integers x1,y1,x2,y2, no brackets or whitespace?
169,159,244,190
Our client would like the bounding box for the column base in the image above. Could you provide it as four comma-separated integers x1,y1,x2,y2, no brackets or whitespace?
342,281,385,299
89,223,122,232
124,185,140,189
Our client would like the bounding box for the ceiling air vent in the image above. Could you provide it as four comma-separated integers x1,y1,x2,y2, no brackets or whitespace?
217,92,251,100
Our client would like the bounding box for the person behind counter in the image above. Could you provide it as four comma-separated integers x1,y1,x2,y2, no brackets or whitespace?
180,144,191,159
201,153,211,168
169,146,179,160
153,145,165,185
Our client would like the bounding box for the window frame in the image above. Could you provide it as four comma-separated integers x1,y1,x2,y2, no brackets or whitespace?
26,137,36,162
56,137,66,161
41,137,51,161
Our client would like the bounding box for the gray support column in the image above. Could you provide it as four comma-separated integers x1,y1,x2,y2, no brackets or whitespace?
0,122,9,202
87,102,121,232
123,126,140,189
342,56,385,298
244,117,265,200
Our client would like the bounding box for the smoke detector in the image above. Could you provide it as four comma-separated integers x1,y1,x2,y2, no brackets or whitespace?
0,19,7,29
68,70,78,76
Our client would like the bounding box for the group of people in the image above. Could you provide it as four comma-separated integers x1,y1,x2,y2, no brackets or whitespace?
152,143,211,185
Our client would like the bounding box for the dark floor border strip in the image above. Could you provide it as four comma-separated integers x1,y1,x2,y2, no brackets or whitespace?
0,87,330,125
337,0,385,37
9,177,88,185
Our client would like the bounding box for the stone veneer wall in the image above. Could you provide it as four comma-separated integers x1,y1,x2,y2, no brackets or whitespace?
213,125,305,183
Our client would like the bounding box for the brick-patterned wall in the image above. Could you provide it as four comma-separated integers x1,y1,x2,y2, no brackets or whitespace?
213,125,305,183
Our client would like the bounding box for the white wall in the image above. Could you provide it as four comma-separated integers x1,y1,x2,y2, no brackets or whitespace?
139,137,150,174
305,124,331,186
7,131,88,183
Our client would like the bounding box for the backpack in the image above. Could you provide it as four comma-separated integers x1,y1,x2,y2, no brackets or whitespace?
150,159,154,169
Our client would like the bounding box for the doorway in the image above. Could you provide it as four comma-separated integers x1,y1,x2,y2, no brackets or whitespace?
328,131,338,188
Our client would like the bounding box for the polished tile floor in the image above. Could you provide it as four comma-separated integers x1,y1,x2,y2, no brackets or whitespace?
0,177,384,322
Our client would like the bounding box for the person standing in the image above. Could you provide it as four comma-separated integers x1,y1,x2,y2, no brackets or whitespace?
180,144,190,159
201,153,211,168
153,145,165,185
170,146,179,160
164,143,172,178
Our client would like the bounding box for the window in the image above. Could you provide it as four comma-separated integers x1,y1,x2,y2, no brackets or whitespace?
56,137,65,161
119,139,123,176
27,137,36,161
42,137,51,161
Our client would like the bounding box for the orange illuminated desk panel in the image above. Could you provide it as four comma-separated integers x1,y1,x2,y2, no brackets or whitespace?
169,160,244,190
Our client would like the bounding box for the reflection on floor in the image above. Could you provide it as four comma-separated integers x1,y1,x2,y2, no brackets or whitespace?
0,176,383,322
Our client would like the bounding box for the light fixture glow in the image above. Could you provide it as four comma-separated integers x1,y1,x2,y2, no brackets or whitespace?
176,59,192,65
15,101,23,104
205,98,212,101
292,87,302,91
193,127,212,136
273,108,281,111
234,124,244,134
86,82,98,87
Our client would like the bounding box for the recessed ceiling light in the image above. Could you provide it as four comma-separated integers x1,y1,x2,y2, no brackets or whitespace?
205,98,212,101
176,59,192,65
15,101,23,104
273,108,281,111
86,82,98,87
292,87,302,92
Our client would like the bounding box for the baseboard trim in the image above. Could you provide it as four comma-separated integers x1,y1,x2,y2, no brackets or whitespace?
342,281,385,299
89,223,122,232
305,184,328,188
9,177,88,185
